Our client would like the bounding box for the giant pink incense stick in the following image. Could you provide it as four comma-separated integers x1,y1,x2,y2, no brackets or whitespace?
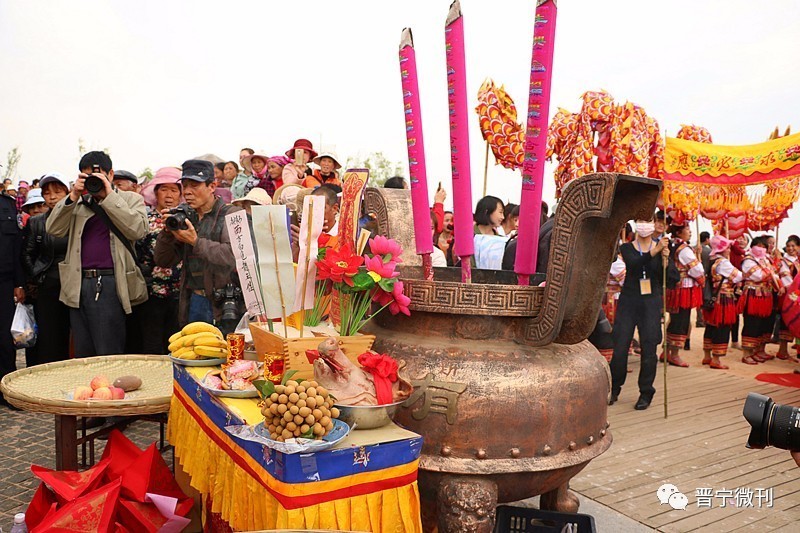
400,28,433,280
445,0,474,283
514,0,558,285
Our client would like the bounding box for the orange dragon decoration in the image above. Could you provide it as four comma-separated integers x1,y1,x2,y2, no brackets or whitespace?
476,83,664,197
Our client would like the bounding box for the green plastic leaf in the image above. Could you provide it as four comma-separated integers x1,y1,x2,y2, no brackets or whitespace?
300,427,314,439
378,277,396,293
282,369,299,385
296,378,305,384
317,248,328,260
253,379,275,399
352,272,376,291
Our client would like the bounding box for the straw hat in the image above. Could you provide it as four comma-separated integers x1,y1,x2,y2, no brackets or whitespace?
295,188,315,213
312,152,342,170
242,152,270,170
272,183,303,208
233,187,272,207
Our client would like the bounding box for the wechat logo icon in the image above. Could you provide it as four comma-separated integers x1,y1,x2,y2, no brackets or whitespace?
657,483,688,510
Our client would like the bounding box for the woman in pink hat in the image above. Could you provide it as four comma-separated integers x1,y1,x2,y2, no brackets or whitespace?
282,139,317,186
702,235,743,369
134,167,183,354
776,235,800,359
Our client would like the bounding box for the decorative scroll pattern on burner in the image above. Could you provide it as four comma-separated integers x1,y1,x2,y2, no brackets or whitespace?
405,279,543,316
523,175,612,345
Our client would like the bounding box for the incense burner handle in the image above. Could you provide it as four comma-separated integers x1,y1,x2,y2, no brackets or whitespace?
521,173,662,346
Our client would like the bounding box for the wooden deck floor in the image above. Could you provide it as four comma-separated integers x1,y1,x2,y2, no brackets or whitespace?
571,357,800,532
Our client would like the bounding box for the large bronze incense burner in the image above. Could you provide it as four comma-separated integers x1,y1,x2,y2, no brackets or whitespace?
364,173,661,532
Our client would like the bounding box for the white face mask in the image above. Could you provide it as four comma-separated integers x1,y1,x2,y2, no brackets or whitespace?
636,222,655,238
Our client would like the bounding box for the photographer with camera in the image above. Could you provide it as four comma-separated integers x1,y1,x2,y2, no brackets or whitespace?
154,160,244,333
45,151,148,356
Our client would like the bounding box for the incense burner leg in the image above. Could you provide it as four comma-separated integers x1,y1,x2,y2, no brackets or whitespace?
436,475,498,533
540,479,580,513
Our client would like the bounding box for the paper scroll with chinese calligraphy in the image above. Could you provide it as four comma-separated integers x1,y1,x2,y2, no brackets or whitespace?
225,212,266,320
252,205,296,321
292,195,325,313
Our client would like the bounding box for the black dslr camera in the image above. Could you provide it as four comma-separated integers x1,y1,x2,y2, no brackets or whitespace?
743,392,800,451
165,204,199,231
85,164,105,195
213,283,243,324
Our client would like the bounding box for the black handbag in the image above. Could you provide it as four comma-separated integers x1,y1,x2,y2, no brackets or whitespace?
702,258,725,311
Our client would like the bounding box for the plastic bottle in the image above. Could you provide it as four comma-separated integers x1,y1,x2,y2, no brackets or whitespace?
9,513,26,533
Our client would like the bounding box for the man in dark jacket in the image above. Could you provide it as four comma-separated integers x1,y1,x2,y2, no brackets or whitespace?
154,160,244,332
0,189,25,407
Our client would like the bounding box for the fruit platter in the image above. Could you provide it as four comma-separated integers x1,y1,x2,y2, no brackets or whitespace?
168,322,230,366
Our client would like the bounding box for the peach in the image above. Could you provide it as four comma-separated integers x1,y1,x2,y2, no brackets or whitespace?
109,387,125,400
91,387,113,400
90,375,111,390
74,385,93,401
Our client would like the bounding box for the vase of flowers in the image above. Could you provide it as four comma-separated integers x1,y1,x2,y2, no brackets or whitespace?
316,235,411,336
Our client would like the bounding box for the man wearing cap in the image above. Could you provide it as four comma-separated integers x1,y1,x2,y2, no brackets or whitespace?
112,170,140,193
46,151,148,356
22,172,71,366
154,159,244,329
303,152,342,188
0,182,25,407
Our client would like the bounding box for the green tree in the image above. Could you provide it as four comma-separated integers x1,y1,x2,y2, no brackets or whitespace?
344,152,405,187
139,167,154,183
2,147,21,182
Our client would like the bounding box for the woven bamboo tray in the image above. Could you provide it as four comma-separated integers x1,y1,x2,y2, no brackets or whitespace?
0,354,173,416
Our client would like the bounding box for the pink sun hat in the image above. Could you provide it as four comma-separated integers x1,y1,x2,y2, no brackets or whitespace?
710,235,734,256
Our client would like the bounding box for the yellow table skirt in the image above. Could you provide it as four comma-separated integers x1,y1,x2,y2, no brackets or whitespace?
168,388,422,532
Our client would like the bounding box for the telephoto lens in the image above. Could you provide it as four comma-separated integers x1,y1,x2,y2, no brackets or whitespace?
743,392,800,451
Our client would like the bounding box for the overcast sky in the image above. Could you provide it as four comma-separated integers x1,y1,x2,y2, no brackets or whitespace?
2,0,799,236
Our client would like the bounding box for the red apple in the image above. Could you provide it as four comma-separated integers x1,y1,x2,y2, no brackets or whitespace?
109,387,125,400
74,386,93,401
91,387,113,400
90,375,111,390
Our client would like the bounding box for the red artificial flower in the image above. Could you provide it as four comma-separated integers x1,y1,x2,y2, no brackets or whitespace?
316,244,364,284
369,235,403,262
318,233,332,248
364,255,398,279
373,280,411,316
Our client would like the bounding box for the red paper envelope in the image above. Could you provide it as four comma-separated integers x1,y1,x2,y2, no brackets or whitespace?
121,443,193,516
30,478,121,533
30,457,110,503
100,429,143,482
25,482,58,530
118,499,168,532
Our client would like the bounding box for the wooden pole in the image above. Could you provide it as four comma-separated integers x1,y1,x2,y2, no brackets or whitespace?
482,140,489,197
267,211,289,338
299,207,315,338
663,253,669,419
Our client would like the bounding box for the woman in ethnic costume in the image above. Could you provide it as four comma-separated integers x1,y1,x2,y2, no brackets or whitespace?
701,236,743,369
776,235,800,359
739,236,783,364
664,221,705,366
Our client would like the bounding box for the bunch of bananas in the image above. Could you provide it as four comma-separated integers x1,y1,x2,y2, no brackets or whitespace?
168,322,229,360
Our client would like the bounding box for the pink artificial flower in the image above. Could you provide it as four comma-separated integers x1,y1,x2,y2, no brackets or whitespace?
369,235,403,262
373,280,411,316
364,255,398,279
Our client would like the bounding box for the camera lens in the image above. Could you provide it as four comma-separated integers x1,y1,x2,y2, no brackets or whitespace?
165,213,186,231
743,392,800,451
85,175,104,195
